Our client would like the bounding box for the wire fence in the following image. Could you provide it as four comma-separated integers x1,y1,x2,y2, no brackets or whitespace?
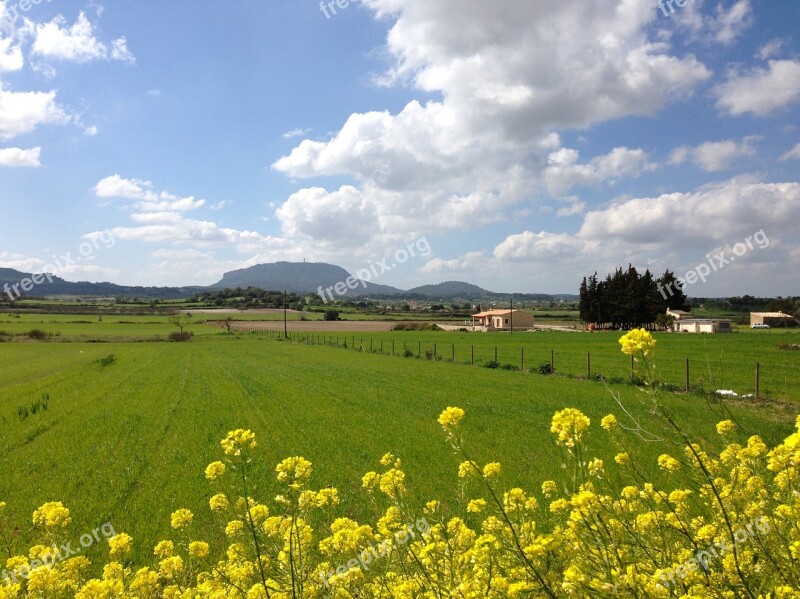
242,329,799,403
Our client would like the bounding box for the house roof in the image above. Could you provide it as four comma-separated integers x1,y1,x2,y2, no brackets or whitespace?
751,312,794,318
667,309,692,315
473,309,519,318
677,319,732,324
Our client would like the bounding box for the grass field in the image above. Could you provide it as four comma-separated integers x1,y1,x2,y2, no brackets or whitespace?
0,328,796,570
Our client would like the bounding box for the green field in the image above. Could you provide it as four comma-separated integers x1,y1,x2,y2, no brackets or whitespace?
0,325,797,570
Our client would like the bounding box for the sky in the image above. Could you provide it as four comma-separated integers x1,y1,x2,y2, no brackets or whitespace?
0,0,798,296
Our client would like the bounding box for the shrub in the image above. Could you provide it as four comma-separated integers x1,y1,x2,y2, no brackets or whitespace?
323,310,340,321
26,329,48,340
93,354,116,368
168,331,193,342
483,360,500,369
536,362,554,375
500,363,518,371
402,349,414,358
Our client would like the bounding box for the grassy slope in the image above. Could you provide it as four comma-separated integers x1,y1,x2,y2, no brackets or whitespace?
0,336,795,568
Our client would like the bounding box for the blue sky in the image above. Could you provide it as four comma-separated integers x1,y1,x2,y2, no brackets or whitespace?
0,0,798,295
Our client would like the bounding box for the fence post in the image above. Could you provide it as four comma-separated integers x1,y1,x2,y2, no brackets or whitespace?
380,339,382,354
452,344,455,362
755,363,760,400
471,345,474,365
521,347,524,371
551,349,555,373
494,346,498,362
685,358,690,392
392,340,395,356
587,352,591,378
418,341,421,358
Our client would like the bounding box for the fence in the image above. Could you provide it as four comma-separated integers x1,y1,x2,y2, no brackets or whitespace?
238,330,798,403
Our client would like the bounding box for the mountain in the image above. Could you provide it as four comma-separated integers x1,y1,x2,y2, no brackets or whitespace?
0,268,201,300
406,281,490,299
211,262,402,296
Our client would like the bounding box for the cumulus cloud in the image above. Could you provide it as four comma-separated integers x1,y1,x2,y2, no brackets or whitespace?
669,137,759,172
714,60,800,117
780,143,800,162
0,86,69,140
273,0,711,241
32,12,135,64
544,146,656,196
0,146,40,167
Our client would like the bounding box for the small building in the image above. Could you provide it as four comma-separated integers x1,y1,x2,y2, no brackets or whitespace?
750,312,797,328
674,318,732,334
472,309,535,330
666,309,693,321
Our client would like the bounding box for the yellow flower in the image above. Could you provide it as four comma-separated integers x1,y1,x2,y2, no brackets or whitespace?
188,541,209,559
615,452,630,467
225,520,244,537
541,481,558,497
220,429,257,456
170,508,193,529
209,493,229,512
716,420,736,436
32,502,71,529
467,499,487,513
550,408,591,448
380,452,396,467
276,456,313,484
205,461,226,481
108,533,133,558
153,540,174,559
482,462,501,479
600,414,618,430
657,454,681,472
457,461,475,478
588,458,604,477
618,328,656,357
437,406,465,429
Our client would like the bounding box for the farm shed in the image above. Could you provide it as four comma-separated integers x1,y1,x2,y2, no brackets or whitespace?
750,312,797,327
674,318,732,334
472,309,535,330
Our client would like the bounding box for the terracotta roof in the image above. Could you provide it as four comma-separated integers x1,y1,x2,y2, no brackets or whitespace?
472,309,519,318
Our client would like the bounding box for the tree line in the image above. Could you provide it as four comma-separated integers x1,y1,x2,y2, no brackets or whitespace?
579,266,689,328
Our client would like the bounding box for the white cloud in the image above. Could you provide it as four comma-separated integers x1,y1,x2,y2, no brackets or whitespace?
780,143,800,162
709,0,752,44
714,60,800,117
544,146,655,196
494,231,588,261
669,0,752,45
669,137,759,172
32,12,134,64
273,0,711,241
0,86,69,140
209,200,232,210
757,39,785,61
0,146,40,167
0,35,24,72
93,175,205,212
282,127,312,139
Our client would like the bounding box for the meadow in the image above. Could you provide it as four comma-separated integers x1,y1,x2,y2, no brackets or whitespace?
0,318,797,574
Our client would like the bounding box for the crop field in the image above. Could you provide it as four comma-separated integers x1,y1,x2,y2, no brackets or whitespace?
0,323,797,572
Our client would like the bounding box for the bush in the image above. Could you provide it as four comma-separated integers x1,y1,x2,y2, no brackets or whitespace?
536,362,554,375
500,363,518,371
483,360,500,369
402,349,414,358
94,354,117,368
168,331,193,342
323,310,340,321
26,329,48,340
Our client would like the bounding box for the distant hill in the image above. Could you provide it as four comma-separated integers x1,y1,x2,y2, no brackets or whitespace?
406,281,489,299
0,268,201,300
211,262,402,296
0,263,579,302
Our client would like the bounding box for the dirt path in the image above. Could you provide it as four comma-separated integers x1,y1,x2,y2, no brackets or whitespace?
219,320,419,332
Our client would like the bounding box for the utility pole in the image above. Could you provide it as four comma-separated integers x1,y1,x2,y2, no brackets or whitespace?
284,290,288,338
510,295,513,335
